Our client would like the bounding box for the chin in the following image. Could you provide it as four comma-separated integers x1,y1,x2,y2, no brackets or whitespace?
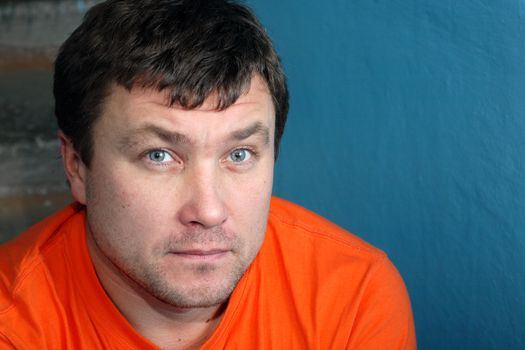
138,265,245,309
154,283,237,309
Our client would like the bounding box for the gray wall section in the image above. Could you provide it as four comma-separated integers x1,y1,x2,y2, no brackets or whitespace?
0,1,102,241
0,1,101,50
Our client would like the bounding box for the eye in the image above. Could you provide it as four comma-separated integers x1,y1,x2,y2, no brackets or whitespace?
228,148,252,163
146,149,173,163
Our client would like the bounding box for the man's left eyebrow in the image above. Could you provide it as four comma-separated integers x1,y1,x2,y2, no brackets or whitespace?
229,121,270,144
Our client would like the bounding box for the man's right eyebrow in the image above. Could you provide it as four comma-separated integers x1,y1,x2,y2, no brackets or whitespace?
118,124,191,150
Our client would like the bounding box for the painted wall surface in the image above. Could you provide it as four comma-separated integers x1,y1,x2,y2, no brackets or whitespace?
0,0,523,349
248,0,525,349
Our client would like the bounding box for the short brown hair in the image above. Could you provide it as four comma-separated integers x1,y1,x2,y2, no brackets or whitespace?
54,0,289,165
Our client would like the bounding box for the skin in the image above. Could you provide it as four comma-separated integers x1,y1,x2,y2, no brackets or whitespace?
60,75,275,349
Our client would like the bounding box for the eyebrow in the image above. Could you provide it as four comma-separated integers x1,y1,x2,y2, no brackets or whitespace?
230,121,270,145
118,124,191,151
118,121,270,150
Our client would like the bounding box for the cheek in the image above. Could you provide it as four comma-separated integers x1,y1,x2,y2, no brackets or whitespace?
231,169,272,204
232,173,273,241
87,167,132,213
85,168,163,245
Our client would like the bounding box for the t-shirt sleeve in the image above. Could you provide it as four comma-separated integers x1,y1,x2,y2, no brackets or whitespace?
347,257,417,350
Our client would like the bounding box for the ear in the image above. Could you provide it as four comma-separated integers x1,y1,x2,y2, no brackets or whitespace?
59,130,87,205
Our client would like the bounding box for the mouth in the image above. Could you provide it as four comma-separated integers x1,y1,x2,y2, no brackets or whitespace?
169,249,230,261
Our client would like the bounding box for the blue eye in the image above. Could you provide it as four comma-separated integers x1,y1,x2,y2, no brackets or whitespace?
229,149,251,162
147,150,171,162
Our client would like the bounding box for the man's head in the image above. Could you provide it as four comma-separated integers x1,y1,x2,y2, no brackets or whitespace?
54,0,288,166
56,0,287,309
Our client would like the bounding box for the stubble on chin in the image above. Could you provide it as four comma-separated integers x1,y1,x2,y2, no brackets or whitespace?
136,256,249,308
103,229,258,309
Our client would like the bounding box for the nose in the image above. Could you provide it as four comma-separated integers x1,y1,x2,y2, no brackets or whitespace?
178,165,228,228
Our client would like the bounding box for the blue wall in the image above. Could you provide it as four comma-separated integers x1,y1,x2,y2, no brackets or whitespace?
248,0,525,349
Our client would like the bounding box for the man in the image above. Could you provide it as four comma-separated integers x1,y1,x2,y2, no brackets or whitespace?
0,0,416,349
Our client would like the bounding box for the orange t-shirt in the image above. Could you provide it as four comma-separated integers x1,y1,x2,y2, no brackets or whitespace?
0,197,416,349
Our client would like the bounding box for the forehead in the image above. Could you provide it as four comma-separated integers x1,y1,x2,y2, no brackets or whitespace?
100,75,275,132
109,75,274,112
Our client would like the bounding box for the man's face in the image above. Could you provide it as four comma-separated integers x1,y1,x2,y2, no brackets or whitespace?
79,76,275,308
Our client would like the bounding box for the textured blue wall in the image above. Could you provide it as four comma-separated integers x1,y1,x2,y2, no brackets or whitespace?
248,0,525,349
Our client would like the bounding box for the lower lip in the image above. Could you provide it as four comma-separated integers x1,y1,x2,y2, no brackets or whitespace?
170,251,229,261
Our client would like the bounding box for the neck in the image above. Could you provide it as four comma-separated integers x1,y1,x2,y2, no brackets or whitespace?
86,231,226,349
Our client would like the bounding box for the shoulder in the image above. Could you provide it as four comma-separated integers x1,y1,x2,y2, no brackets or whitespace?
264,197,416,348
0,203,84,310
266,197,411,289
268,196,385,260
265,196,393,298
0,204,87,346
